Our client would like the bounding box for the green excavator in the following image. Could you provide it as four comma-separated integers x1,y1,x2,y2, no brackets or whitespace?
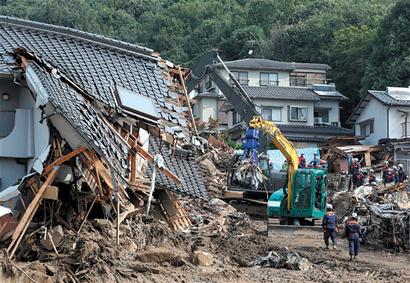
185,51,327,233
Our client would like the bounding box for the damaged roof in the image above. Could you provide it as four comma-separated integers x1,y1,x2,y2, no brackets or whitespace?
148,137,206,198
0,16,207,199
0,16,186,130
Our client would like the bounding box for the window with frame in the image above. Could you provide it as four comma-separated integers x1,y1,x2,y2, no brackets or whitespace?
231,71,248,86
232,111,242,125
289,106,308,122
260,72,278,86
359,119,374,137
261,107,282,122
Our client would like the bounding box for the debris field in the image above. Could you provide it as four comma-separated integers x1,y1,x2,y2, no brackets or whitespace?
0,16,409,283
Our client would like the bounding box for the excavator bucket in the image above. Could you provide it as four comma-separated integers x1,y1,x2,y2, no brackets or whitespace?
267,218,323,237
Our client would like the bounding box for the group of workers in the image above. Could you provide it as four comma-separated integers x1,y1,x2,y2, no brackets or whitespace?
349,157,407,189
298,152,324,169
322,204,361,261
382,161,407,186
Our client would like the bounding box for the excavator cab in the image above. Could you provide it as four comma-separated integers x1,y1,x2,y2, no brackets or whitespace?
268,168,327,227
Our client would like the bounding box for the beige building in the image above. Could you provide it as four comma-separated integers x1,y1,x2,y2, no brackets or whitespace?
191,58,352,148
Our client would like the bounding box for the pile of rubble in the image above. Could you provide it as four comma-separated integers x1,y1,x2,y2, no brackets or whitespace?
196,149,235,197
332,182,410,251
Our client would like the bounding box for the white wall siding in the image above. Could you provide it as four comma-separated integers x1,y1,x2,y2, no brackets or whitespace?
355,97,387,145
314,99,340,125
388,107,410,139
253,98,315,125
199,97,218,122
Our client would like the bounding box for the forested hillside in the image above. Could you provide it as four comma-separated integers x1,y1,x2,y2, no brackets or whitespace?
1,0,409,120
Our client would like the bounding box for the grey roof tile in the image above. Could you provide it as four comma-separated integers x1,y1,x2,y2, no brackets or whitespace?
242,86,320,101
369,90,410,106
223,58,330,71
0,16,205,199
147,136,208,199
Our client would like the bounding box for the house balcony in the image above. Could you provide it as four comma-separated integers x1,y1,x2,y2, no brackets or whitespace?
290,77,327,87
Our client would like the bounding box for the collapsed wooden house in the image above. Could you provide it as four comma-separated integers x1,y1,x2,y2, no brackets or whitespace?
0,16,207,258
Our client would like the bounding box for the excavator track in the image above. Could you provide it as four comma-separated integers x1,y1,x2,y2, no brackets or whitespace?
267,218,323,237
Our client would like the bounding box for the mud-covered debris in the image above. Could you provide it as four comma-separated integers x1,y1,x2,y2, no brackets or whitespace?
192,250,214,266
40,225,63,251
251,249,312,271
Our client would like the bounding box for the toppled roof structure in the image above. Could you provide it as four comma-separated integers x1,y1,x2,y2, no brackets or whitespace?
0,16,207,255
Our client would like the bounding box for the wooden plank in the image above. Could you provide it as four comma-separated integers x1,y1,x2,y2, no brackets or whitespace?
43,147,86,175
7,168,59,258
364,151,372,166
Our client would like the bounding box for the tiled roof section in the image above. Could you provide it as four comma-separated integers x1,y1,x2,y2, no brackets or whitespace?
242,86,320,101
369,90,410,106
312,84,347,100
223,58,330,71
278,124,353,135
0,16,186,130
226,122,353,138
147,136,208,199
348,89,410,124
286,136,327,143
28,63,129,175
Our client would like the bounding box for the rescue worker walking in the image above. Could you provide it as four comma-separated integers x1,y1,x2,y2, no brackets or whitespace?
322,204,337,249
345,213,361,260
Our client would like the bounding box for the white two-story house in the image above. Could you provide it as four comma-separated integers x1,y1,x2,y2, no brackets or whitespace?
348,87,410,145
191,58,352,148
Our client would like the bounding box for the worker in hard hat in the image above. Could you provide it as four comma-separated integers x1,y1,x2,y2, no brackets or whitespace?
310,153,320,168
368,169,376,184
398,164,407,183
298,153,306,168
392,166,399,184
322,204,337,249
350,158,360,189
382,161,389,187
345,213,361,260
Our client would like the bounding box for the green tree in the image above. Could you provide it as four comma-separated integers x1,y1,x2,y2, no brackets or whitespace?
362,0,410,93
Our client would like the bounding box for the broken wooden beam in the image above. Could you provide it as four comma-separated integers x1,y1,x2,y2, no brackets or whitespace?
43,147,86,175
7,168,59,258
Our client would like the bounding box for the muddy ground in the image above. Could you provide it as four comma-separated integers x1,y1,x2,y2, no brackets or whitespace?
2,215,409,283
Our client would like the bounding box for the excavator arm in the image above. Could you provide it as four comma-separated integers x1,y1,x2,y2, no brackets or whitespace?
249,117,299,210
186,51,299,210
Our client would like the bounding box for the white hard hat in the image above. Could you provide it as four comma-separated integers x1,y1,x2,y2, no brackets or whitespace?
384,161,389,164
369,169,374,173
326,204,333,210
352,212,358,218
398,164,403,168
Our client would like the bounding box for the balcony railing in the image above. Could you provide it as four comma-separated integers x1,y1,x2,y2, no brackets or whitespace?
259,80,279,86
290,77,326,87
401,122,410,138
229,79,249,86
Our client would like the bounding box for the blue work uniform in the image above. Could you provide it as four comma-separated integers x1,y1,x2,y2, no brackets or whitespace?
345,219,361,256
398,168,407,183
322,211,337,247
